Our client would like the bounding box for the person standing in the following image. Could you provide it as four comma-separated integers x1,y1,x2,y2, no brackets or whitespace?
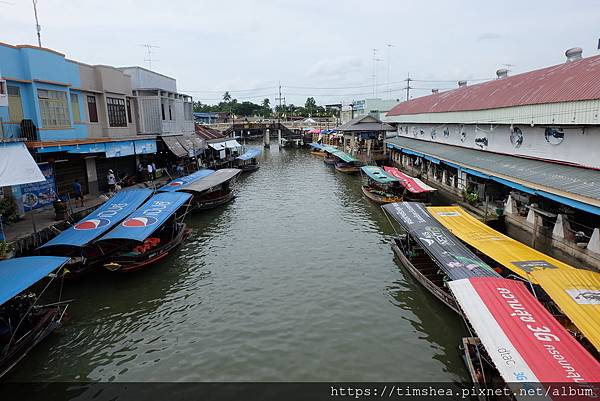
107,169,117,193
147,163,153,182
72,179,84,207
151,162,157,180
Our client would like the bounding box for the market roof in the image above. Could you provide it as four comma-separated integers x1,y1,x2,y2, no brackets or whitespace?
99,192,192,243
387,55,600,116
382,202,500,281
427,206,574,283
39,189,153,249
449,277,600,384
361,166,398,184
0,256,70,305
195,125,225,140
177,168,241,194
386,136,600,214
336,115,395,132
530,268,600,353
161,136,188,158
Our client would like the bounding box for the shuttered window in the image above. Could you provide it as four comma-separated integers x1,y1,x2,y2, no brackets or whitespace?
7,85,24,123
70,93,81,122
38,89,70,128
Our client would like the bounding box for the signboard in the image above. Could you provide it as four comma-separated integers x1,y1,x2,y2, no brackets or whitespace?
20,163,57,211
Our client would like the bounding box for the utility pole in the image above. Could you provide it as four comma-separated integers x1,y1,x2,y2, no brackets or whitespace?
371,48,378,98
386,44,394,99
32,0,41,47
275,82,285,122
141,44,160,70
404,72,412,102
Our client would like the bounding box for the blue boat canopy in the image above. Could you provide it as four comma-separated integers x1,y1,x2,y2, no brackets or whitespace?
159,169,215,192
361,166,398,184
309,143,324,150
39,189,153,249
98,192,192,243
0,256,69,305
236,148,262,161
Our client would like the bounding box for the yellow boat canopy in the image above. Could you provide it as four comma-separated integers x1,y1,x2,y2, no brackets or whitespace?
531,269,600,353
427,206,574,283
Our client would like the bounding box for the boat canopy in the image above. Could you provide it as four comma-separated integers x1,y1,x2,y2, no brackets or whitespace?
236,148,262,161
309,143,324,150
322,146,339,154
0,256,69,305
427,206,574,283
159,169,215,192
383,167,436,193
98,192,192,243
449,277,600,384
361,166,398,184
39,189,153,249
531,269,600,353
332,151,359,163
382,202,500,280
177,168,241,194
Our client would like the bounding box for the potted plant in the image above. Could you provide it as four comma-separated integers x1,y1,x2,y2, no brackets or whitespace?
0,241,14,260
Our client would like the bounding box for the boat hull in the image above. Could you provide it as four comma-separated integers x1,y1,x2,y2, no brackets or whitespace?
334,164,359,174
311,150,326,157
240,164,259,172
361,186,403,204
391,240,460,314
194,190,235,210
323,156,336,165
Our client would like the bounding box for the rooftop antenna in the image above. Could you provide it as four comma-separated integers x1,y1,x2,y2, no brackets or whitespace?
32,0,41,47
140,44,160,70
501,63,516,73
386,43,394,99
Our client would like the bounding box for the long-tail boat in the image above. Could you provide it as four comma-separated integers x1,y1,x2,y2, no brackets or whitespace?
360,166,403,204
383,166,436,203
236,148,261,172
173,168,242,210
309,143,326,157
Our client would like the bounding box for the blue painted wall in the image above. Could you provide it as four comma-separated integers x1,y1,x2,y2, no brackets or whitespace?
0,43,87,141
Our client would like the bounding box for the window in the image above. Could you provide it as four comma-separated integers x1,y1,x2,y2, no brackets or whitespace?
38,89,70,128
161,103,165,120
70,93,81,122
87,95,98,122
7,85,24,123
168,104,172,120
126,99,132,123
106,97,127,127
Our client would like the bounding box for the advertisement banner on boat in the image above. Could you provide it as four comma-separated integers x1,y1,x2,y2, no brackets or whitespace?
159,169,215,192
382,202,499,280
449,277,600,386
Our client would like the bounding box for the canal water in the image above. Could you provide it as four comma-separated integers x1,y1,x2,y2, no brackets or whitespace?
10,146,469,382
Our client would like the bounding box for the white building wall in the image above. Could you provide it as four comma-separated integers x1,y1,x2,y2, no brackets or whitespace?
120,67,177,92
395,122,600,169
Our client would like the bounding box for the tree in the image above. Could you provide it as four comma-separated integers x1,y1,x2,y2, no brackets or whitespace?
262,98,270,108
305,97,317,116
223,91,232,102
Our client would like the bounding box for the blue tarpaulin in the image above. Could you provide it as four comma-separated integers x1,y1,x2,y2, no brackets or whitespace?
236,148,262,161
159,170,215,192
99,192,192,243
36,139,158,158
39,189,153,249
0,256,69,305
309,143,324,150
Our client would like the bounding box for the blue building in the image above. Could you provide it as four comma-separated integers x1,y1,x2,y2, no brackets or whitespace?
0,42,159,214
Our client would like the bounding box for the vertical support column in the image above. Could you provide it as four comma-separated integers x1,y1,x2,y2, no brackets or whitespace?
264,128,270,148
504,195,517,215
277,129,282,146
587,228,600,254
552,214,574,241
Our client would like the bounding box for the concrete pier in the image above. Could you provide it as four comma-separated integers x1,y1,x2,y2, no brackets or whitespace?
264,129,270,148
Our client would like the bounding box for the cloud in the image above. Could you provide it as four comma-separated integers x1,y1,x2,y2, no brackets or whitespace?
305,57,366,79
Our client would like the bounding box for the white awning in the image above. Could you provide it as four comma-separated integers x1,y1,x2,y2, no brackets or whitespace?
208,142,227,150
225,140,242,149
0,142,46,186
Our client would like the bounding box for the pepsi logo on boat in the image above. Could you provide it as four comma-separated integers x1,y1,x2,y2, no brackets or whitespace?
122,216,159,227
122,201,172,228
74,218,112,230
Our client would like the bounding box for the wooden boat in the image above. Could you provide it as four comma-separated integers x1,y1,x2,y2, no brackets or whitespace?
95,192,192,274
449,277,600,395
360,166,403,204
0,256,70,378
236,149,261,172
383,166,436,203
323,154,336,165
176,168,241,211
382,202,500,313
334,162,360,174
36,188,154,276
311,149,326,157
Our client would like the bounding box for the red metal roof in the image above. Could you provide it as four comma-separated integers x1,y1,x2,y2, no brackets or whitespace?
387,55,600,116
195,124,225,140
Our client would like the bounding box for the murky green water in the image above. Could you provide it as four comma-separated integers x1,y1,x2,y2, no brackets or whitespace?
9,146,468,382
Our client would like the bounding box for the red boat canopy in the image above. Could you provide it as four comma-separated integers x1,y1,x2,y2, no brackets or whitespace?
383,167,436,194
449,277,600,387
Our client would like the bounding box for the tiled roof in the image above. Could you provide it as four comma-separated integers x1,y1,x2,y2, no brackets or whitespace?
387,55,600,116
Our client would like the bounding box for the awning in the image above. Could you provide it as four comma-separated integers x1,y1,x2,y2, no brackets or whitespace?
361,166,398,184
332,151,359,163
322,146,339,154
382,202,500,280
0,142,46,186
0,256,70,305
236,148,261,161
177,169,241,194
531,269,600,353
384,167,436,193
449,277,600,384
208,142,227,151
159,169,215,192
161,136,188,158
39,188,153,249
225,140,242,149
35,139,157,158
176,135,206,157
427,206,574,283
386,136,600,215
98,192,192,243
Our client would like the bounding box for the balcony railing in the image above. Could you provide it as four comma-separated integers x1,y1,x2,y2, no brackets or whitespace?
0,120,39,141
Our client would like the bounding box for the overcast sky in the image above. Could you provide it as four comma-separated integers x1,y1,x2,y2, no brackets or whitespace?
2,0,599,106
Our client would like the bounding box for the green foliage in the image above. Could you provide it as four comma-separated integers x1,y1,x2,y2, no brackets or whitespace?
0,196,19,224
0,241,13,258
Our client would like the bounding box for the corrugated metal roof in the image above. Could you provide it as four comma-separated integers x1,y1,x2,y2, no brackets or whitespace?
387,55,600,116
337,114,394,132
387,137,600,203
195,125,225,140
